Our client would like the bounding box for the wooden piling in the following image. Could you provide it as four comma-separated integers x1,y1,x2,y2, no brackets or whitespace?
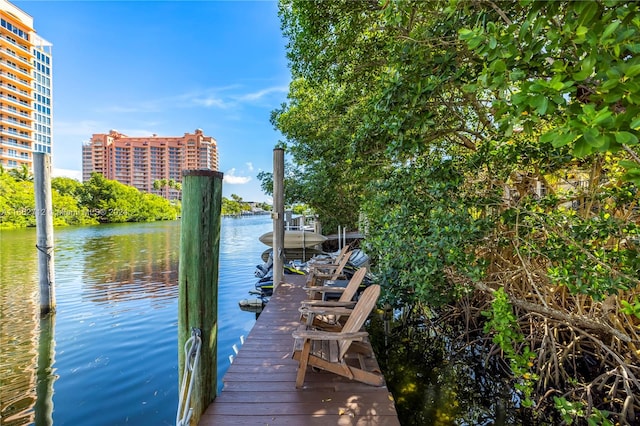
33,153,55,315
272,148,284,290
178,170,224,426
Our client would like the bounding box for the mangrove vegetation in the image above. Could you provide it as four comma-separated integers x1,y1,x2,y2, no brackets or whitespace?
0,171,179,228
265,1,640,424
0,169,267,228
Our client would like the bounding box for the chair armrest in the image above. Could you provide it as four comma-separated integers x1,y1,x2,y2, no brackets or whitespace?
302,286,347,293
292,329,369,340
310,272,337,279
298,306,355,316
311,265,341,273
300,300,356,308
310,261,339,268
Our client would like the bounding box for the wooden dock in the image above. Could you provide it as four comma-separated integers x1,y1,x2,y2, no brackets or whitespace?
199,274,400,425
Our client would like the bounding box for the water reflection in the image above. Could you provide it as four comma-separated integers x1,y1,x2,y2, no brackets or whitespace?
0,228,39,426
369,310,525,426
78,223,179,306
1,223,182,425
35,313,55,426
1,216,272,425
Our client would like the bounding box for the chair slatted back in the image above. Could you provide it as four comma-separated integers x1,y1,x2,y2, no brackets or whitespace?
331,245,350,265
338,284,380,359
338,267,367,303
330,251,352,280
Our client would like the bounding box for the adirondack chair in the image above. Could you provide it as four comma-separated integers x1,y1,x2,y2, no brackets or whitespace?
305,250,352,291
299,267,368,331
292,284,383,388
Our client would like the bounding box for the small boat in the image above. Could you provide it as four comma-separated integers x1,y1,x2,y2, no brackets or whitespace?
255,277,274,297
238,297,267,308
238,297,268,314
255,252,274,278
258,230,327,249
260,247,325,263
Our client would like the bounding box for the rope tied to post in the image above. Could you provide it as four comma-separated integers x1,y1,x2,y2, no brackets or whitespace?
35,244,53,259
176,328,202,426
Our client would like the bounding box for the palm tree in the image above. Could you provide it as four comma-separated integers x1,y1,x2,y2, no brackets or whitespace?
9,163,32,181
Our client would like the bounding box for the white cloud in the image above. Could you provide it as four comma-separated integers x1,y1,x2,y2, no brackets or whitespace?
55,120,106,137
56,120,162,140
186,89,236,109
178,85,240,110
234,86,288,102
99,84,288,114
246,162,254,171
53,168,82,181
188,85,287,109
192,96,229,108
223,168,251,185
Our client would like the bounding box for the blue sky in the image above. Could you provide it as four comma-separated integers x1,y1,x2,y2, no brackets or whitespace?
14,0,291,202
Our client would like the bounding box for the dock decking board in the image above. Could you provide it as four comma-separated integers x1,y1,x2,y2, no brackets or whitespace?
199,274,400,425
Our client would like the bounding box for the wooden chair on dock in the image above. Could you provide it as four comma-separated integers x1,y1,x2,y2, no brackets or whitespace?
292,284,383,388
299,267,368,331
305,250,352,291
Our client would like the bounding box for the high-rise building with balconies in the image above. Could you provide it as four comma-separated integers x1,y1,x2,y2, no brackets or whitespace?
82,129,218,199
0,0,52,171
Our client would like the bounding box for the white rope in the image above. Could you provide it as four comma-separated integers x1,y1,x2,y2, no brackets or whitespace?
229,335,246,365
176,328,202,426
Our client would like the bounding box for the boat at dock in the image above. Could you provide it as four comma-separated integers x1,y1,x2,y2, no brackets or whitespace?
238,296,268,313
258,230,327,249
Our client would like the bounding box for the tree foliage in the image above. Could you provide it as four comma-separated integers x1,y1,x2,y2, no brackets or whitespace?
80,173,178,223
221,194,265,216
0,171,179,228
274,0,640,423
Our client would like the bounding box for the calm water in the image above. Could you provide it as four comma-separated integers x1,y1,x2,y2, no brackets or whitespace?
0,215,272,425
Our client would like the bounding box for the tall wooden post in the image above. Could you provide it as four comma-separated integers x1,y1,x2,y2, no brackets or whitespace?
34,153,55,315
272,148,284,290
178,170,223,426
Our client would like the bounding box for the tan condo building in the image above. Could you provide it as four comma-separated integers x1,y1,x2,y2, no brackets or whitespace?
82,129,218,200
0,0,53,172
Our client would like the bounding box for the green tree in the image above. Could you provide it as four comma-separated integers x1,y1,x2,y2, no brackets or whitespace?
81,173,177,222
0,172,34,228
221,197,242,215
52,177,83,198
8,164,32,182
51,190,97,226
0,171,177,227
230,194,252,212
152,179,165,190
274,0,640,422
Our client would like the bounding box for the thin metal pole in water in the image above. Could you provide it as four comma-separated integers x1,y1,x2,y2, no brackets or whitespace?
272,148,284,290
35,313,55,425
178,169,223,426
34,153,55,316
302,214,306,261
